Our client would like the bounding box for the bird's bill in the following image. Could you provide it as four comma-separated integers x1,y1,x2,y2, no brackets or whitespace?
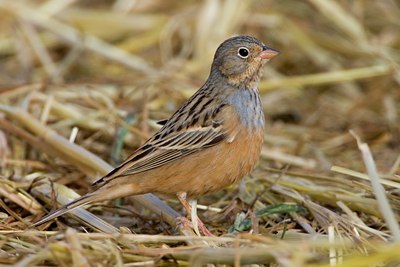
258,48,279,60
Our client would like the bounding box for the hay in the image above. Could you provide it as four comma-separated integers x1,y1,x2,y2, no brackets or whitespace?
0,0,399,266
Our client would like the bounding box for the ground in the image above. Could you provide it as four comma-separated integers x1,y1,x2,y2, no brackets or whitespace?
0,1,399,266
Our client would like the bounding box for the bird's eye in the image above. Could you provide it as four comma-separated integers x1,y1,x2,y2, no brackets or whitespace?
237,47,249,58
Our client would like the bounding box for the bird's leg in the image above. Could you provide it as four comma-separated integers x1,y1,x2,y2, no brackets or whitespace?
176,192,214,236
177,192,191,212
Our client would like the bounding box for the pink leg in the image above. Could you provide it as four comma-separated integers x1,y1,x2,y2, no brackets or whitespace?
176,192,214,236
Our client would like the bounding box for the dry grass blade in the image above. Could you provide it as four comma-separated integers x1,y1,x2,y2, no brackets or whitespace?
31,182,119,234
260,64,394,91
331,166,400,189
0,179,42,216
0,0,157,75
0,105,112,176
351,131,400,241
308,0,367,42
0,0,399,265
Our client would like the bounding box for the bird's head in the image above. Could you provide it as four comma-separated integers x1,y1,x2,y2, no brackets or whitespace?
211,35,279,88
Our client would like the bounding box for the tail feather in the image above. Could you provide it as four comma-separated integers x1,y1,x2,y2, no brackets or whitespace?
33,192,96,226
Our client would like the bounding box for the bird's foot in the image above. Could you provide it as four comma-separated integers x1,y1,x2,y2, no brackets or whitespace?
177,216,214,237
176,192,215,237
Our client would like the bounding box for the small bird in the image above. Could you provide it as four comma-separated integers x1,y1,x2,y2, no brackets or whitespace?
34,35,279,232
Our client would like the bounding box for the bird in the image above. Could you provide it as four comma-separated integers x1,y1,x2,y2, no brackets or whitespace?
33,35,279,234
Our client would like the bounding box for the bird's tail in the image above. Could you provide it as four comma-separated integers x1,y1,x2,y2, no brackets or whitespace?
33,192,98,226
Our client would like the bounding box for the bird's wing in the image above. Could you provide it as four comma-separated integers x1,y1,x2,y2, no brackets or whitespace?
92,121,226,187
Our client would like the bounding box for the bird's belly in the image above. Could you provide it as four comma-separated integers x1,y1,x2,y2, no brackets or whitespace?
136,127,264,197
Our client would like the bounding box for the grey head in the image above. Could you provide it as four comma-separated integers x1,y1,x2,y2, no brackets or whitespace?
209,35,279,88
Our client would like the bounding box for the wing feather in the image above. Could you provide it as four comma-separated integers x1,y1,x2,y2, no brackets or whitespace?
93,124,226,186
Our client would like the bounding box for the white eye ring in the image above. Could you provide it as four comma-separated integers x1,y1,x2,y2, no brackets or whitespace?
237,47,249,58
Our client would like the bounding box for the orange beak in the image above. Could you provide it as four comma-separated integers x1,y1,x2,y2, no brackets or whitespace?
259,47,279,60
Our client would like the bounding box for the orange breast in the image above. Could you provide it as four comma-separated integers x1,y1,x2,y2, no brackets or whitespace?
129,108,264,197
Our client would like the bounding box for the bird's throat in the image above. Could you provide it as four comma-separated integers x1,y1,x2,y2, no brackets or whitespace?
226,87,265,129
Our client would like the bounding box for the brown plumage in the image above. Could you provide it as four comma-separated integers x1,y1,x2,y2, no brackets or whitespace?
34,35,279,227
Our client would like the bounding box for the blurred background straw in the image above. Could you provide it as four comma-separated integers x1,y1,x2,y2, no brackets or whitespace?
0,0,399,266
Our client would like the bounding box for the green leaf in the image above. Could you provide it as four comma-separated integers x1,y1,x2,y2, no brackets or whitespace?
256,204,306,218
228,212,252,233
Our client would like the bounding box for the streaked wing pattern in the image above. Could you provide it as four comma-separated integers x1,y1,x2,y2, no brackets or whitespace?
93,124,225,185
